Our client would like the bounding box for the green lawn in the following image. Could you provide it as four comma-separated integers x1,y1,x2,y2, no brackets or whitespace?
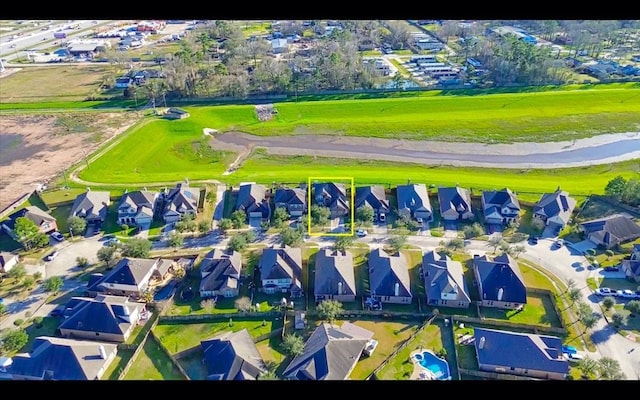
122,337,187,380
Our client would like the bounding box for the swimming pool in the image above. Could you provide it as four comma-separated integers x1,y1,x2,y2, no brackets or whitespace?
153,280,177,301
413,350,451,380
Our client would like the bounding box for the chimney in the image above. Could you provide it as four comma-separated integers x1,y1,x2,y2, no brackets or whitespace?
394,282,400,297
479,337,486,349
497,287,504,301
338,281,343,295
99,345,107,360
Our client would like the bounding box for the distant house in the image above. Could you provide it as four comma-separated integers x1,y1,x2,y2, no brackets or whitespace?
273,186,307,217
162,182,199,223
578,214,640,250
235,183,271,221
259,245,303,297
355,185,390,223
5,336,117,380
2,206,58,237
114,76,133,88
58,294,145,343
201,329,267,380
621,244,640,282
117,190,160,228
0,252,19,274
423,250,471,309
532,189,576,232
199,249,242,299
271,38,289,54
69,191,111,226
473,327,569,380
481,188,521,226
473,253,527,310
396,183,433,222
368,248,412,304
282,322,374,380
164,107,190,119
438,187,474,221
312,182,350,219
86,257,173,299
314,249,356,303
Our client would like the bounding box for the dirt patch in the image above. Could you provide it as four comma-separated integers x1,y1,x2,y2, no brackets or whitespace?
0,112,142,210
255,104,277,122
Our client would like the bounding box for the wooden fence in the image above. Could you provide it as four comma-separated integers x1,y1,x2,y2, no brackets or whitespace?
116,312,160,380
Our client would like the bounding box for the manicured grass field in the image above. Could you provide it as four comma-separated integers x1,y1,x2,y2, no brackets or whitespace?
122,337,187,380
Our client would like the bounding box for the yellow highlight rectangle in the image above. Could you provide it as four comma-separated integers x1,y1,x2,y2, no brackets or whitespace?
307,177,355,237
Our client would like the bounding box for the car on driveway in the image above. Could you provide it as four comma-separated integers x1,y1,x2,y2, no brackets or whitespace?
603,266,620,272
50,231,64,242
552,239,564,249
616,289,637,299
104,238,120,247
356,229,368,237
595,287,615,296
528,235,539,245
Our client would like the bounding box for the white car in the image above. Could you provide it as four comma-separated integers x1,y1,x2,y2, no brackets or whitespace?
595,287,614,296
356,229,368,237
616,289,637,299
45,250,60,261
50,231,64,242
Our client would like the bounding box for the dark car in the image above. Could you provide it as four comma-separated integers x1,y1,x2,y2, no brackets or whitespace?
603,266,620,272
528,235,539,245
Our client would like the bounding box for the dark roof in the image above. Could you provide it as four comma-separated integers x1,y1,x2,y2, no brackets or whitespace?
354,185,389,212
118,190,158,210
396,184,431,214
199,249,242,293
368,248,411,298
422,250,470,303
282,322,373,380
438,187,472,216
474,327,569,375
314,249,356,297
70,191,110,221
474,254,526,304
3,206,56,231
532,189,576,225
481,188,520,215
235,183,270,217
259,246,302,283
274,187,306,206
88,258,158,290
7,336,117,380
58,295,143,338
580,214,640,248
312,183,348,209
201,329,266,380
164,183,199,214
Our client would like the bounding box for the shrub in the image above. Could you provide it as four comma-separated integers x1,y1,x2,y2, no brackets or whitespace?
13,318,24,326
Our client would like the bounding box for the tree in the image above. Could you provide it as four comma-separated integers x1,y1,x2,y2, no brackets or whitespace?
487,235,504,253
596,357,626,380
611,312,627,328
121,238,152,258
141,289,154,303
1,329,28,353
242,230,256,243
271,207,290,229
499,241,513,255
22,276,35,289
568,287,583,305
198,220,211,234
280,226,304,247
97,246,117,267
167,231,184,249
231,210,247,229
234,296,252,312
76,256,89,268
7,264,27,283
43,276,63,293
67,216,87,236
604,175,627,200
218,218,233,233
228,234,248,252
33,271,42,282
201,298,216,313
389,234,408,253
333,235,354,252
13,217,40,250
0,303,6,315
310,205,331,226
511,244,526,258
445,238,465,252
624,300,640,315
281,333,305,357
463,222,485,239
355,206,374,224
602,296,616,311
564,278,576,294
316,299,344,323
580,313,600,337
576,356,598,379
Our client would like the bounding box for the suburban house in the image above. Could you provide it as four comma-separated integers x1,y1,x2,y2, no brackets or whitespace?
114,76,133,88
0,251,19,274
481,188,521,226
532,189,576,232
312,182,350,219
368,248,412,304
473,327,569,380
116,190,160,227
164,107,190,120
69,191,111,226
273,186,307,217
271,38,289,54
438,186,474,221
578,214,640,250
58,294,145,343
86,257,173,299
314,249,357,303
282,322,374,380
200,329,267,380
354,185,390,222
235,183,271,222
621,244,640,282
259,245,303,297
199,249,242,299
422,250,471,309
161,182,200,223
2,206,58,237
395,183,433,222
473,253,527,310
3,336,117,380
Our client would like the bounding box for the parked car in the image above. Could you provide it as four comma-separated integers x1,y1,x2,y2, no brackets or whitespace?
356,229,368,237
617,289,637,299
104,238,120,247
603,266,620,272
528,235,539,245
553,239,564,249
595,287,614,296
50,231,64,242
45,250,60,261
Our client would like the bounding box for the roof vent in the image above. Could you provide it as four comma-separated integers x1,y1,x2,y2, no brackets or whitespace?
497,287,504,301
479,336,486,349
99,345,107,360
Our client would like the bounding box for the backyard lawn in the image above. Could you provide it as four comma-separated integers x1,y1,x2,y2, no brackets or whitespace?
122,337,187,380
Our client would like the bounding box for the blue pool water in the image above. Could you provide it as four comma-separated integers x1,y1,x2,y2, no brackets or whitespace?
415,351,451,380
153,280,177,301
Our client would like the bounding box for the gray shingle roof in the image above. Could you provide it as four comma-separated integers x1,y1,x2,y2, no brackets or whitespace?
355,185,389,212
474,327,569,375
58,295,143,339
236,183,271,218
274,187,306,206
164,183,199,214
423,250,471,304
580,214,640,248
314,249,356,298
313,183,348,210
118,190,158,213
438,186,472,217
282,322,373,380
259,246,302,283
474,253,526,304
368,248,412,298
70,191,110,221
7,336,117,380
201,329,267,380
533,189,576,225
91,257,158,289
482,188,520,216
4,206,56,231
199,249,242,293
396,184,431,215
